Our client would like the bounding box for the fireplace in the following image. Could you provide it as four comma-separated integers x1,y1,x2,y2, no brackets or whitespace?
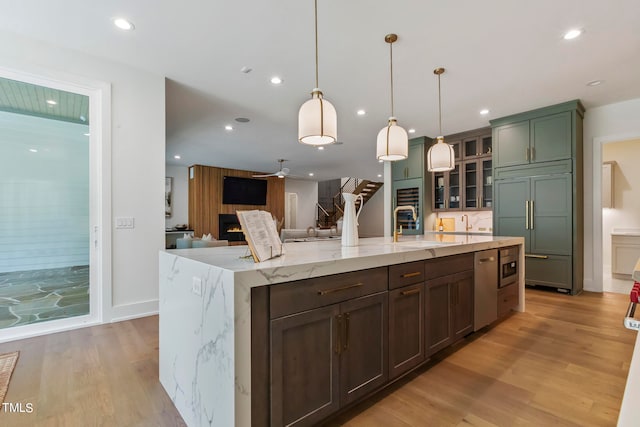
219,214,245,242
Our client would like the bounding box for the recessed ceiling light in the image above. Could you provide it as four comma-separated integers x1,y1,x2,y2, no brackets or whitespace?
480,109,490,115
270,76,283,85
225,125,233,131
308,172,314,177
377,174,382,178
235,117,250,123
113,18,135,31
357,109,366,116
46,99,57,105
563,29,582,40
29,148,38,153
408,128,416,134
174,155,181,159
378,159,384,163
587,80,604,86
317,146,324,151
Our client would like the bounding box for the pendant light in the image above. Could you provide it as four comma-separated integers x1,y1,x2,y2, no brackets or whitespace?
376,34,408,161
427,67,455,172
298,0,337,146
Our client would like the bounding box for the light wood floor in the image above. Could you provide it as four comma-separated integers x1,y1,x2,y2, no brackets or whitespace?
0,288,635,426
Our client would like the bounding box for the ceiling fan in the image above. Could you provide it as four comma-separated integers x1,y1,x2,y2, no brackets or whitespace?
253,159,290,179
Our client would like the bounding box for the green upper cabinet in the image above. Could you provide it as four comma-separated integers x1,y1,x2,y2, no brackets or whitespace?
493,120,529,168
530,112,572,163
492,101,583,169
392,139,426,181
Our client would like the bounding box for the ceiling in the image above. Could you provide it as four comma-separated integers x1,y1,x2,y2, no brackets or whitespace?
1,0,638,181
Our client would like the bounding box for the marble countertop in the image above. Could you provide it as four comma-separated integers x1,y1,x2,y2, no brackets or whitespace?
166,234,523,288
611,228,640,237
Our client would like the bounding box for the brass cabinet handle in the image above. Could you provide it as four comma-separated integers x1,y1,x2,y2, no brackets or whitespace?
335,314,342,354
525,201,530,230
530,200,535,229
400,288,421,296
401,272,422,279
525,254,549,259
478,257,495,263
343,313,350,351
318,282,364,296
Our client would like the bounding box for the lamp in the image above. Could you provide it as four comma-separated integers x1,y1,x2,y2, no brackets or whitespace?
426,67,455,172
298,0,337,146
376,34,408,161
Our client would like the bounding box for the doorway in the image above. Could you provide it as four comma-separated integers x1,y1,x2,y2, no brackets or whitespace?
601,139,640,293
0,69,108,340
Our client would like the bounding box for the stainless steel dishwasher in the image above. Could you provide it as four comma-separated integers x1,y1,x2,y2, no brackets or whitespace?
474,249,498,331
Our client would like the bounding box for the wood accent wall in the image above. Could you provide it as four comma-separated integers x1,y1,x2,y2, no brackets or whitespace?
188,165,285,239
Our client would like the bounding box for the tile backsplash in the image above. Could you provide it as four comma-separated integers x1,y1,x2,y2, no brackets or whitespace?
434,211,493,233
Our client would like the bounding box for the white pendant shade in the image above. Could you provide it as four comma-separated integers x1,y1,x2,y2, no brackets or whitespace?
427,136,455,172
298,89,337,146
376,117,408,161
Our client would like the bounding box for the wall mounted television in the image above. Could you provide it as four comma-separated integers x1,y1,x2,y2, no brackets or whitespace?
222,176,268,205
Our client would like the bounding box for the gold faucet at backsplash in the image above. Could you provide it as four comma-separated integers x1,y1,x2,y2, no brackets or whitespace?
393,206,417,242
462,214,472,232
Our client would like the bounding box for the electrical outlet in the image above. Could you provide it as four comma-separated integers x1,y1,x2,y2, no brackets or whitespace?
192,277,202,296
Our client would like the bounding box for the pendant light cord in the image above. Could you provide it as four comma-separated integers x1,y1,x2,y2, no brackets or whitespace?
437,73,442,135
314,0,319,89
390,41,394,117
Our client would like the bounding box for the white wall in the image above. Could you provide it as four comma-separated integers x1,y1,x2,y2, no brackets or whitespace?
165,165,189,228
602,139,640,266
0,30,166,321
0,112,89,272
358,186,384,237
284,179,318,229
583,97,640,292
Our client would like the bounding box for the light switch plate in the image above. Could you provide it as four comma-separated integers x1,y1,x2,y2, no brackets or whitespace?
192,277,202,296
115,217,135,229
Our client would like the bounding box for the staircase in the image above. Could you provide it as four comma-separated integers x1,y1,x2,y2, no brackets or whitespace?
316,178,384,228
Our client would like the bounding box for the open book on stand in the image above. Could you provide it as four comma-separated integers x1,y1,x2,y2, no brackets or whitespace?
236,210,283,262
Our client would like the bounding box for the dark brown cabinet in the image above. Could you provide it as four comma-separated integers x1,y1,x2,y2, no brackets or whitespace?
269,268,388,426
425,254,474,356
388,283,425,379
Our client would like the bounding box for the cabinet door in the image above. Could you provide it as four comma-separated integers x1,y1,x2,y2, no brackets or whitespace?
494,178,531,252
389,284,425,379
480,158,493,209
432,171,447,211
493,120,529,168
451,271,474,342
530,112,572,163
339,292,388,406
392,157,409,181
425,276,452,356
271,305,341,427
463,160,479,210
406,143,424,179
530,174,572,255
393,178,422,234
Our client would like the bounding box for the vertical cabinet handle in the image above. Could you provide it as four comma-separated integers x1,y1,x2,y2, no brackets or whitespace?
343,313,350,351
335,314,342,354
530,200,535,230
525,201,530,229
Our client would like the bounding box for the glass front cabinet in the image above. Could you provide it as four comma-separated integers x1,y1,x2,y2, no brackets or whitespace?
393,178,423,234
432,128,492,212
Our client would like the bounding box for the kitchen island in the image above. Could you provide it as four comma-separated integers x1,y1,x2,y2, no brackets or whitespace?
159,234,524,427
618,258,640,426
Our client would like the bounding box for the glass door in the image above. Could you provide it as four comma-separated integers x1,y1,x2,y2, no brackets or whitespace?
464,161,478,209
393,178,422,234
481,159,493,208
0,77,92,330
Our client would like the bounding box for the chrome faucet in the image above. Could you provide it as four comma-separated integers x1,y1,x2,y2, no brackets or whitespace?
393,206,417,242
462,214,471,232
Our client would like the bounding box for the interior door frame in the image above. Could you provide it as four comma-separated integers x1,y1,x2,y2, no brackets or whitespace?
592,132,640,293
0,65,112,342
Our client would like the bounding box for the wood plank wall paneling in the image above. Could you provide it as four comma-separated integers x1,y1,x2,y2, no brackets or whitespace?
188,165,285,238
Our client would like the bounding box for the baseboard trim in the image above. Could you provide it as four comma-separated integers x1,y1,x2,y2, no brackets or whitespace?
110,299,159,323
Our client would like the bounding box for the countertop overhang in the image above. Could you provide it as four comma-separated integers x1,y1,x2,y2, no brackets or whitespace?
166,234,523,288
